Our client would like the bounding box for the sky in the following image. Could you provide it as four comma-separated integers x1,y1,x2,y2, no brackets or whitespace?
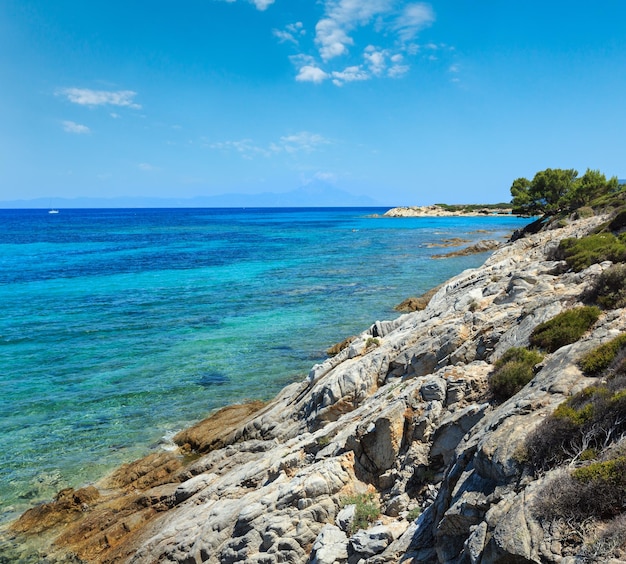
1,0,625,206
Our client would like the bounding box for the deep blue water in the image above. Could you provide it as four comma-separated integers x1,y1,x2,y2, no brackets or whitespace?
0,207,530,522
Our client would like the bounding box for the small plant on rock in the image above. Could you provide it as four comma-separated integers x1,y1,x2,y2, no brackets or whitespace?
341,492,380,534
406,506,422,521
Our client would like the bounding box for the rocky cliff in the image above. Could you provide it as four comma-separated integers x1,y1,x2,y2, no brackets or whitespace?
7,212,626,563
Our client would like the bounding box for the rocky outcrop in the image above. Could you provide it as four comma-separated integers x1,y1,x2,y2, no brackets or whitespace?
383,205,513,217
7,212,626,563
431,239,501,258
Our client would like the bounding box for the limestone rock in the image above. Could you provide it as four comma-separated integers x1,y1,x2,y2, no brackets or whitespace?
311,524,349,564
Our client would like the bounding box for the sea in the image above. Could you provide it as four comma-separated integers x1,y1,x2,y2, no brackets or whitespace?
0,207,531,525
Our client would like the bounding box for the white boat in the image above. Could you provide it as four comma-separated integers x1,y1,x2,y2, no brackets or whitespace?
48,209,59,214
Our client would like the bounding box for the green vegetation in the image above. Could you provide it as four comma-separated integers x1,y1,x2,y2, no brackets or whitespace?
579,333,626,374
572,455,626,485
434,203,512,213
406,507,422,521
556,233,626,272
533,451,626,523
510,168,620,217
365,337,380,349
489,347,544,402
528,306,601,353
341,492,381,534
585,264,626,309
525,376,626,472
575,206,595,219
317,435,332,447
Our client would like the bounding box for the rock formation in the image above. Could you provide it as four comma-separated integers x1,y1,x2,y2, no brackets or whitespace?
5,212,626,563
382,205,513,217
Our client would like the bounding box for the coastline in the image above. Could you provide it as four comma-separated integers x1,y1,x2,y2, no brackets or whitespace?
7,210,625,563
380,204,514,217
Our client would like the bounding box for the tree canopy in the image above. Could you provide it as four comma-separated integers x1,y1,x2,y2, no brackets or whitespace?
510,168,620,217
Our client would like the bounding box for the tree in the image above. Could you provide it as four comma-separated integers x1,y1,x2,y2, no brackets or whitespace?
511,168,619,217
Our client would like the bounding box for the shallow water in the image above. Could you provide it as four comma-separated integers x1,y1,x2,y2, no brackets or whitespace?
0,207,530,522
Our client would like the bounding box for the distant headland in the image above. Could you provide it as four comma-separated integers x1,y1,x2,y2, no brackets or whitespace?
381,203,513,217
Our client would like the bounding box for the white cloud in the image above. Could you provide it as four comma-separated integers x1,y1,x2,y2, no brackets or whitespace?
57,88,141,109
220,0,275,10
315,18,354,60
62,120,90,134
313,171,338,183
388,63,410,77
273,22,305,45
277,1,442,86
138,163,158,171
208,139,272,159
388,52,410,76
326,0,393,26
314,0,393,62
364,46,387,76
296,65,329,83
280,132,331,153
251,0,274,9
331,65,370,86
394,3,435,42
208,132,331,159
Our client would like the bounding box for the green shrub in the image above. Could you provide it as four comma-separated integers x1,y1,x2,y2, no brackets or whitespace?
553,401,595,426
534,454,626,523
406,507,422,521
608,206,626,231
557,233,626,271
365,337,380,350
489,348,543,402
529,306,601,353
572,456,626,484
579,333,626,374
585,264,626,309
525,379,626,472
341,493,380,534
590,188,626,210
575,206,595,219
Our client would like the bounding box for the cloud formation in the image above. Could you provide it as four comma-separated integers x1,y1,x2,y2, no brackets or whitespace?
289,1,438,85
208,131,331,159
251,0,274,9
273,22,305,45
222,0,275,10
225,0,452,86
62,120,90,134
296,65,329,84
58,88,141,109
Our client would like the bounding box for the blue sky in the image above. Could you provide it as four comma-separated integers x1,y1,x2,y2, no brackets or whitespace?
1,1,625,206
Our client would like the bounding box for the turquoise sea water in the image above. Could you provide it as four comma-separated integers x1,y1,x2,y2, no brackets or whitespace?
0,207,530,523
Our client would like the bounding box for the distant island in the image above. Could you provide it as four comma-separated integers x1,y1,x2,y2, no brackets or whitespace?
382,203,513,217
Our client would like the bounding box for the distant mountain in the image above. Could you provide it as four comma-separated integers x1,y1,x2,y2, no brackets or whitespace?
1,184,382,209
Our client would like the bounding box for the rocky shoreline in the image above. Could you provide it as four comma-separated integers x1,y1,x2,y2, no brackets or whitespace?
5,211,626,563
382,205,514,217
